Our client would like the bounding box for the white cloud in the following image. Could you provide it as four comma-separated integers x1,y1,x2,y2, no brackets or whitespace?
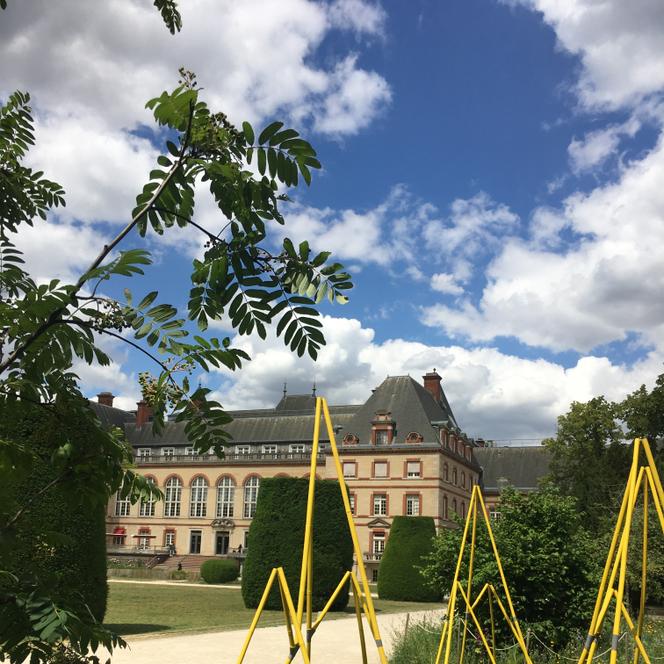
430,273,464,296
328,0,387,35
204,315,664,440
422,131,664,353
507,0,664,110
568,117,640,173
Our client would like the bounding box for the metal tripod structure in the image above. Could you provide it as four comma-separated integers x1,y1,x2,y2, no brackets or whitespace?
578,437,664,664
434,485,534,664
236,396,388,664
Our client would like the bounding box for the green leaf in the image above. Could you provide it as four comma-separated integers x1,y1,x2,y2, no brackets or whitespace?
242,121,255,144
258,121,284,144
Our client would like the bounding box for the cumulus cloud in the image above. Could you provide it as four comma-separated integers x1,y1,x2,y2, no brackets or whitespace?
203,315,664,440
568,117,640,173
430,273,464,296
507,0,664,110
421,132,664,353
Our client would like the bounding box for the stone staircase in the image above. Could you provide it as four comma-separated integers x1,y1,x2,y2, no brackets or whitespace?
153,554,213,572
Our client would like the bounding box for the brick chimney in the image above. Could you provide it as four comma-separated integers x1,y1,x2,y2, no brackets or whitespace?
423,369,442,403
97,392,115,407
136,400,153,427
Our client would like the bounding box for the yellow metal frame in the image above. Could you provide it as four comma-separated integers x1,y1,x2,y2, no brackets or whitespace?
578,437,664,664
236,396,388,664
434,485,534,664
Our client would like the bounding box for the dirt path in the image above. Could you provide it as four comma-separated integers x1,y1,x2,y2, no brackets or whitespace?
107,608,444,664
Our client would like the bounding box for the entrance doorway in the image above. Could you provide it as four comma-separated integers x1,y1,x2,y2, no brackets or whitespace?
215,531,230,555
189,530,202,554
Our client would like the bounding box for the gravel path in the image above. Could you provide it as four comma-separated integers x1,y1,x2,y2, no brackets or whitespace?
107,608,444,664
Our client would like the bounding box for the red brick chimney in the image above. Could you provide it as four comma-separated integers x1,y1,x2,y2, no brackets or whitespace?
97,392,115,407
423,369,442,403
136,400,153,427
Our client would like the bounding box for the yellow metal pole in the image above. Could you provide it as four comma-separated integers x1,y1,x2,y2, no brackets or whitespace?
488,587,496,658
436,485,477,664
476,488,533,664
609,441,642,664
306,531,313,660
634,475,648,664
312,572,352,630
277,566,311,664
321,398,388,664
236,567,279,664
278,574,297,662
458,495,478,664
297,398,321,626
350,574,369,664
619,598,652,664
456,583,498,664
469,583,490,611
641,438,664,509
645,468,664,534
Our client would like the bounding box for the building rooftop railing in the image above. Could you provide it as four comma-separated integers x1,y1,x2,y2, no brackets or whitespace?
135,452,327,465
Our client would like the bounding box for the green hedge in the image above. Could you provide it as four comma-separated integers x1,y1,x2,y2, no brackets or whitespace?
0,403,108,621
201,559,239,584
377,516,440,602
241,477,353,611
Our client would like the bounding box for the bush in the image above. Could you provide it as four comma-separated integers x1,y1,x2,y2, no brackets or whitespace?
241,477,353,611
377,516,440,602
201,559,239,584
1,403,108,621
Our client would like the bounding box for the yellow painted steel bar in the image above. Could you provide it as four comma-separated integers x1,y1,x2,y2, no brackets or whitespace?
435,484,477,664
609,442,642,664
306,528,313,660
350,574,369,664
321,398,388,664
311,572,352,630
469,583,490,611
578,460,634,664
297,398,322,626
641,438,664,510
277,567,311,664
618,598,652,664
236,567,279,664
459,496,479,664
488,588,496,658
645,468,664,534
476,488,533,663
634,475,649,664
456,583,498,664
278,575,297,658
487,584,532,655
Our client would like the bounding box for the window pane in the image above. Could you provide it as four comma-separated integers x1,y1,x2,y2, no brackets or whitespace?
374,462,387,478
343,462,356,478
407,461,420,477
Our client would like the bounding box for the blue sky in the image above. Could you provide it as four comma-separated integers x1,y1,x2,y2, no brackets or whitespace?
3,0,664,440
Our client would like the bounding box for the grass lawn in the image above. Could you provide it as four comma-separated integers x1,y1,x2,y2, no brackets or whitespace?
105,581,441,637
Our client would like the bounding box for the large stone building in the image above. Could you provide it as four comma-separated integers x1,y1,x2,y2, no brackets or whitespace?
101,370,548,579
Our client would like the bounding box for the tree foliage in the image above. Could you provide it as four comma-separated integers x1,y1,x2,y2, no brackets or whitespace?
377,516,440,602
200,559,239,584
422,487,600,648
241,478,353,611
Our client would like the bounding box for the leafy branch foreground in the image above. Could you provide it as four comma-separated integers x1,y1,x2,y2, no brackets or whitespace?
0,70,352,664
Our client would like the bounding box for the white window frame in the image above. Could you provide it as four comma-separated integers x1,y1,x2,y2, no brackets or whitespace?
289,443,306,454
164,531,175,547
184,447,195,456
261,444,278,455
189,477,208,517
373,494,387,516
243,476,260,519
342,461,356,478
139,477,156,517
374,429,389,446
406,494,420,516
235,445,251,455
164,477,182,517
349,493,356,515
216,477,235,518
162,447,175,459
406,461,421,478
372,532,386,555
114,490,131,517
137,448,151,460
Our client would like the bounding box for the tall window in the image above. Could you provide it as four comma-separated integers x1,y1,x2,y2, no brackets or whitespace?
373,493,387,516
372,531,386,556
461,471,466,488
373,461,388,478
190,477,208,517
443,494,449,519
452,498,457,515
243,476,260,518
114,485,131,517
164,477,182,517
461,501,466,518
374,429,389,445
406,461,421,478
452,468,458,485
139,477,156,517
137,527,151,550
216,476,235,518
443,463,449,481
349,493,356,515
406,494,420,516
164,530,175,548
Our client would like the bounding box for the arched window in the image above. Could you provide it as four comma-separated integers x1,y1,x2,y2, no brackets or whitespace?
443,494,448,520
452,498,457,515
139,477,156,517
243,476,260,519
443,463,449,482
461,471,466,489
216,476,235,518
190,477,208,517
114,481,131,517
461,502,466,518
452,467,458,485
164,477,182,517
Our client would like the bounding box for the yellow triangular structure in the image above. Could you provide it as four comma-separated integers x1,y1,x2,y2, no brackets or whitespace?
236,397,387,664
434,485,534,664
578,437,664,664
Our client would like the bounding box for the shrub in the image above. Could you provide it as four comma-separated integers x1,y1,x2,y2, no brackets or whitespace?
241,477,353,611
201,559,239,584
377,516,440,602
1,403,108,621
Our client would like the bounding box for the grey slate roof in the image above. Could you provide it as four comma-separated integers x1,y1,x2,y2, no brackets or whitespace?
339,375,458,444
475,446,551,492
89,401,135,428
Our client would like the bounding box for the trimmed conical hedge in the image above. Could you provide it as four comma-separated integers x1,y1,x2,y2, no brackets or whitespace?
241,477,353,611
377,516,440,602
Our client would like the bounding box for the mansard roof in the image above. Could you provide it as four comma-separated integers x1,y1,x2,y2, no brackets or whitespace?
89,401,135,428
339,375,459,444
475,446,551,493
